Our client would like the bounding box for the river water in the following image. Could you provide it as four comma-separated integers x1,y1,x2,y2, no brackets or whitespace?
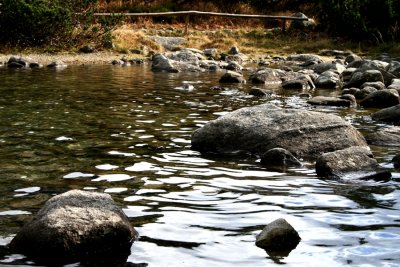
0,64,399,266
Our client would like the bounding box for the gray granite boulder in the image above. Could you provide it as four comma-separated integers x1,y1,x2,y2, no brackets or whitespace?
191,104,367,159
256,218,300,253
10,190,138,266
315,146,391,181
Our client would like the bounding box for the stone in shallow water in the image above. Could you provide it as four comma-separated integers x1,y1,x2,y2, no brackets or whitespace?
10,189,138,266
191,103,367,160
315,146,391,181
256,218,301,256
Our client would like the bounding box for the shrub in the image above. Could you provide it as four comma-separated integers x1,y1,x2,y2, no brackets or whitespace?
0,0,97,46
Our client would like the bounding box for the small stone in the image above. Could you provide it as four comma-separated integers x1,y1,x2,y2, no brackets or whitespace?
256,218,301,252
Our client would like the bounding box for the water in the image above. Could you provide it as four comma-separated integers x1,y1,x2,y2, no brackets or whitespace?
0,64,399,266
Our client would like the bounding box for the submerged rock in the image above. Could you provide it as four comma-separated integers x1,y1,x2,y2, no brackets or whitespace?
256,218,300,254
315,146,391,181
10,190,138,266
260,148,302,170
191,103,367,159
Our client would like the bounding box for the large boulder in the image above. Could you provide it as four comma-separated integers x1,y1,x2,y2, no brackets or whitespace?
191,104,367,159
10,190,138,266
371,104,400,124
315,146,391,181
255,218,300,254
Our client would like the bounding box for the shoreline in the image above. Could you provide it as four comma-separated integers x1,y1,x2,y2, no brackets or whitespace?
0,51,137,65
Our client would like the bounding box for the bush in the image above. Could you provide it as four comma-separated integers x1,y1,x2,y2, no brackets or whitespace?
0,0,97,46
317,0,399,41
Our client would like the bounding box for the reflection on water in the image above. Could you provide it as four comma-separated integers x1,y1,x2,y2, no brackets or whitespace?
0,65,399,266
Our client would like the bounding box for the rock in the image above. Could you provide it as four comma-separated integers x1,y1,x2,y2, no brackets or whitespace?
388,79,400,90
219,71,246,84
112,59,125,65
393,154,400,168
10,190,138,266
307,95,356,107
79,45,95,54
290,12,315,30
345,69,384,88
359,89,400,108
345,53,362,64
191,103,367,159
361,81,386,90
229,46,240,55
342,68,357,82
309,62,346,74
249,68,283,84
255,218,300,253
225,61,243,72
148,36,185,51
342,87,359,96
168,49,203,63
225,54,247,64
287,54,322,63
29,62,43,68
315,146,391,181
365,127,400,146
260,148,302,170
314,70,343,89
47,61,67,69
7,56,32,68
354,86,377,100
347,60,395,86
371,104,400,124
282,74,315,90
387,61,400,77
151,54,178,73
204,48,218,58
248,88,273,97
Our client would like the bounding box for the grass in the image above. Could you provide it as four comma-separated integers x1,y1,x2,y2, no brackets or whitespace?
1,20,399,60
103,22,374,59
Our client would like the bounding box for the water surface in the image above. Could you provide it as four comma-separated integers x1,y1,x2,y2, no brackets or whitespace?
0,65,399,266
